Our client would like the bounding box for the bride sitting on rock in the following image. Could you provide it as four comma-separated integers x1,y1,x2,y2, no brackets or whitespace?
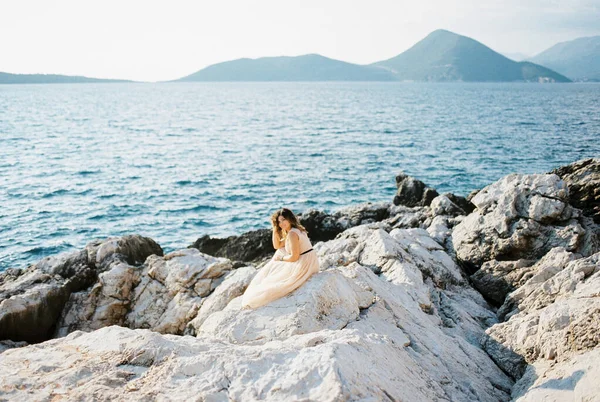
241,208,320,309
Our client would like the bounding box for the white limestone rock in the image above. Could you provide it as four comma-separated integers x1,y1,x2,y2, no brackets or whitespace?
56,262,142,337
126,248,233,334
484,253,600,378
498,252,599,320
0,235,162,343
471,248,577,306
512,347,600,401
430,194,465,217
186,266,257,335
452,174,596,268
0,253,513,401
426,215,451,245
198,269,375,343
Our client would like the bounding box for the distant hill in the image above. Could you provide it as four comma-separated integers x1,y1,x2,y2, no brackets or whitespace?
176,54,397,81
0,72,131,84
372,30,570,83
529,36,600,82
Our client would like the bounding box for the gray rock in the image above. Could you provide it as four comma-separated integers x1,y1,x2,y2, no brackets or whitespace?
484,252,600,378
393,172,439,207
552,158,600,223
0,235,162,343
511,348,600,401
470,259,536,305
430,194,466,217
452,173,598,268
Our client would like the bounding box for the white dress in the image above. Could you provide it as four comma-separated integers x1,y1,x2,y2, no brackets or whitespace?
241,227,320,309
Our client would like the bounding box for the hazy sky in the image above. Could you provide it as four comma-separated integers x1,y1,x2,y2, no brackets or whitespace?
1,0,599,82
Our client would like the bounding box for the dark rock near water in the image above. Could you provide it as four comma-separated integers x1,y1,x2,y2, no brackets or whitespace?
446,193,476,214
190,229,273,263
393,173,439,207
552,158,600,223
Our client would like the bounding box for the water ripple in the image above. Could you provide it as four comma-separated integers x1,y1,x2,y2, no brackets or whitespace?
1,82,599,271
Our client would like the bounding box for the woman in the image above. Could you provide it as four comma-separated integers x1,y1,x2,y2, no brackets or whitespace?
241,208,320,309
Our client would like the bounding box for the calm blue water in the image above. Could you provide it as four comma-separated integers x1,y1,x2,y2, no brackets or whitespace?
1,82,599,271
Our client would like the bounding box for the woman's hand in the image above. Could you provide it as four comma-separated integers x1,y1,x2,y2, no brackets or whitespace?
271,226,285,250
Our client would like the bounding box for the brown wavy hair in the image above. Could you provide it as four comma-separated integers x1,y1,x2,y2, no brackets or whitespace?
271,208,307,239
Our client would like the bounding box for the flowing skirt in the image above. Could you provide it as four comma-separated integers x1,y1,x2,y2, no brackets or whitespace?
241,248,320,309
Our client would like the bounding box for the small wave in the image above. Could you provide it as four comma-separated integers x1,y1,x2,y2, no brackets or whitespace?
226,195,253,201
516,122,537,126
25,244,73,257
77,170,101,176
75,189,93,196
159,205,223,214
41,189,69,198
299,199,318,206
183,218,209,227
182,127,198,133
175,179,210,187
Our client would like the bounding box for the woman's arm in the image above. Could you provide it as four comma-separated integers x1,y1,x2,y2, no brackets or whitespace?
272,228,285,250
280,231,300,262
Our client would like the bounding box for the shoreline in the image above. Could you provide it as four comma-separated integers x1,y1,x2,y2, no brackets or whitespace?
0,158,598,400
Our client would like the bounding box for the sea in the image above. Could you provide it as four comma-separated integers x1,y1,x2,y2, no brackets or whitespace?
1,82,599,271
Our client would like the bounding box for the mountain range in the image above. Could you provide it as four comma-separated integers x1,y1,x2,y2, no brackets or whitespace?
177,30,569,83
0,72,130,84
3,30,598,83
528,35,600,82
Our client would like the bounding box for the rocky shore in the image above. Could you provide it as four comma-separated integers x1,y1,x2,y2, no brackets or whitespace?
1,158,598,401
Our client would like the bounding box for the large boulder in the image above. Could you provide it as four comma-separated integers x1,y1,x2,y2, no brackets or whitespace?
56,248,234,337
0,235,162,343
198,269,374,343
452,173,598,269
470,248,577,306
552,158,600,223
483,252,600,379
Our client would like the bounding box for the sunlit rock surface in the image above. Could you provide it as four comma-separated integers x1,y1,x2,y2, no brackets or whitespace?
1,160,599,401
0,225,513,401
